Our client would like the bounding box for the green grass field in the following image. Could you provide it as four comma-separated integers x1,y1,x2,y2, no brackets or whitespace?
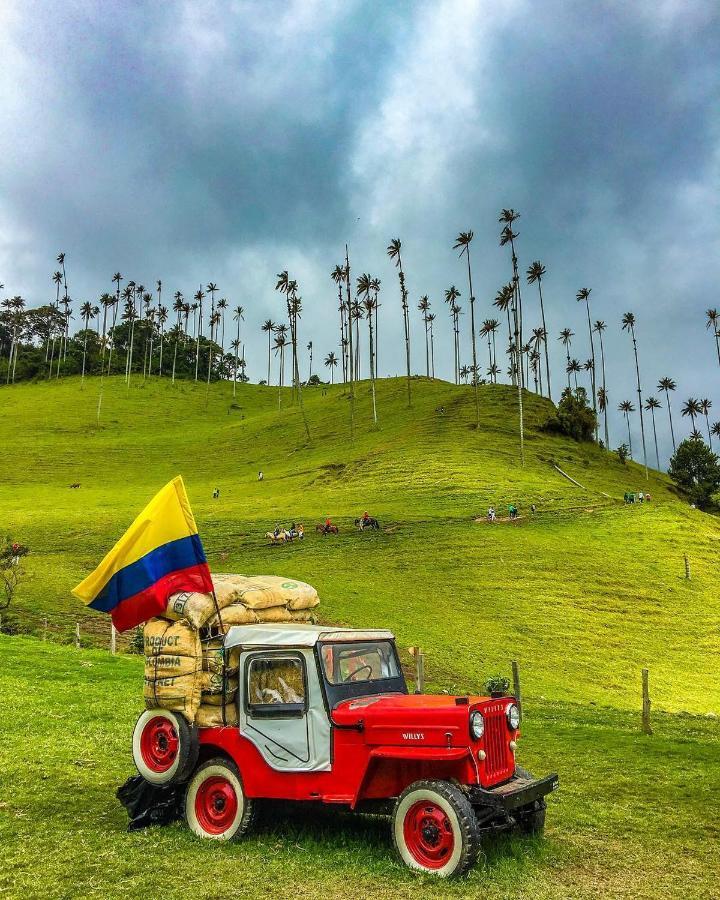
0,375,718,897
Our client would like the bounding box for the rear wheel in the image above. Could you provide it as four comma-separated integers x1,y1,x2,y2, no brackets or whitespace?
132,709,198,785
392,780,479,878
185,758,255,841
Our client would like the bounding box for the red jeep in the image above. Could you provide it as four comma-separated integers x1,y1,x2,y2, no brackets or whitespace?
132,624,558,877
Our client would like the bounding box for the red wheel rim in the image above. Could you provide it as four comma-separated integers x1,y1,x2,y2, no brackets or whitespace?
195,775,239,835
139,716,179,773
403,800,455,869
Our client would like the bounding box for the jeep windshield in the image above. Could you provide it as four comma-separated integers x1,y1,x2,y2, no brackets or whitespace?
319,640,407,707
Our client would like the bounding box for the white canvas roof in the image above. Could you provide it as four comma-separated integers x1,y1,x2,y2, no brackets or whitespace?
223,623,396,650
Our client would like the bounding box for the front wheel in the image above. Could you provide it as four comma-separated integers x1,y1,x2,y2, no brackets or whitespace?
185,758,255,841
392,780,480,878
132,709,198,785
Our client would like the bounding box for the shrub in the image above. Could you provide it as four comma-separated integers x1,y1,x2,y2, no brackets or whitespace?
553,387,597,442
616,444,629,464
483,674,510,695
669,438,720,509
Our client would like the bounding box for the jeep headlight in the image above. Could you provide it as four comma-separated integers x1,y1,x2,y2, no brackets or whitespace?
506,703,520,730
470,710,484,740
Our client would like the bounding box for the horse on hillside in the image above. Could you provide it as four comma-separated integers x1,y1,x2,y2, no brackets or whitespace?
316,523,339,535
265,529,291,544
355,516,380,531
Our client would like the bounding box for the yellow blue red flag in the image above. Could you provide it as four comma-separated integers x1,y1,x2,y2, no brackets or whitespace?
72,476,213,632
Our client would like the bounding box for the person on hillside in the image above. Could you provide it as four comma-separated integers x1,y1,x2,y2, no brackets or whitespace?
273,525,281,538
258,471,264,481
531,503,537,515
487,507,496,522
324,517,334,534
362,511,371,527
212,488,220,499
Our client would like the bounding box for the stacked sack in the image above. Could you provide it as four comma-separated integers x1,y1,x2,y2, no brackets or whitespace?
143,574,320,728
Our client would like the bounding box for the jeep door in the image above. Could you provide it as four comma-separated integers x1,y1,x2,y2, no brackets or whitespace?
239,648,331,772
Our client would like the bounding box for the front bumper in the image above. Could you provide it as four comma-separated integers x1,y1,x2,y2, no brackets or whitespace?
469,772,559,811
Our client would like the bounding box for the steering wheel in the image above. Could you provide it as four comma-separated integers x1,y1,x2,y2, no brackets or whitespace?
344,664,373,682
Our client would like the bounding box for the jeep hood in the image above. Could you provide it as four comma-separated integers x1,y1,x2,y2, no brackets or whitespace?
332,693,496,748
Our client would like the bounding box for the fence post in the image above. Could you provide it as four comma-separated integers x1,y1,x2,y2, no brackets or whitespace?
43,618,48,641
110,623,117,655
511,660,522,721
75,622,81,650
641,668,652,735
416,650,425,694
684,554,691,580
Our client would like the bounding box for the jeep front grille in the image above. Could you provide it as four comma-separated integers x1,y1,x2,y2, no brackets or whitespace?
483,705,513,783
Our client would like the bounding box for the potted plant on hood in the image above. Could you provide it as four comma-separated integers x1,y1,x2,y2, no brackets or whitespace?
484,674,511,698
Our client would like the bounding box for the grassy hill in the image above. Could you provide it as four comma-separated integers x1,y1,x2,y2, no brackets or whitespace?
1,375,719,898
1,375,717,713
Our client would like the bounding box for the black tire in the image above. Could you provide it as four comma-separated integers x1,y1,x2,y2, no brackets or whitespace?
185,757,256,841
515,799,546,836
392,780,480,878
132,709,199,785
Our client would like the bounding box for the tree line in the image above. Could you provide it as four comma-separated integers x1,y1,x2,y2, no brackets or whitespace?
1,212,718,469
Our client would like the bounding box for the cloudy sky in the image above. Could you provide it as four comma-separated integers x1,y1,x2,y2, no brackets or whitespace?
1,0,719,463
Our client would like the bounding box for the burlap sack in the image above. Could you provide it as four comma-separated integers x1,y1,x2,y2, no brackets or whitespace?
201,689,238,707
195,703,239,728
254,606,293,623
143,618,202,721
213,574,319,611
143,672,202,718
207,603,258,628
202,672,239,695
161,591,217,629
144,618,200,658
211,579,246,607
201,639,239,675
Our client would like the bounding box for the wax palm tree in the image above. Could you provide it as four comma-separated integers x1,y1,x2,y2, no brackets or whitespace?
567,358,581,392
216,297,227,354
426,312,436,378
193,287,205,380
230,338,241,392
593,320,609,448
559,329,574,388
681,397,702,436
232,306,244,397
706,309,720,366
370,276,381,375
350,299,363,379
487,362,500,382
700,398,713,446
79,301,97,385
499,211,526,463
493,283,514,363
480,320,493,376
157,305,168,375
531,327,547,395
106,273,122,375
644,397,662,467
597,387,610,447
261,319,275,385
526,261,552,399
454,231,480,427
306,341,313,381
357,272,378,424
387,238,412,407
459,364,470,383
444,286,461,383
5,296,25,383
418,295,431,377
331,265,347,381
171,292,184,384
619,400,635,457
576,288,597,435
621,312,648,478
711,422,720,443
56,252,68,362
324,351,338,384
658,377,677,452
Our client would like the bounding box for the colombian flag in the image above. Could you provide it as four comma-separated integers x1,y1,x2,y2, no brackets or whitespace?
72,476,213,632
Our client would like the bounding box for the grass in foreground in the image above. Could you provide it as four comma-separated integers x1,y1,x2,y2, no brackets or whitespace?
0,636,717,900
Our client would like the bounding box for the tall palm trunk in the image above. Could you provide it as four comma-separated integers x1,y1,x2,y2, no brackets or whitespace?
507,248,525,464
536,279,552,400
368,307,377,425
650,407,660,467
81,312,90,386
629,323,648,479
424,318,430,378
464,250,480,428
267,329,272,385
583,300,598,439
107,297,119,375
345,245,355,439
625,413,633,458
597,328,609,448
429,321,435,378
664,393,676,452
337,285,346,382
